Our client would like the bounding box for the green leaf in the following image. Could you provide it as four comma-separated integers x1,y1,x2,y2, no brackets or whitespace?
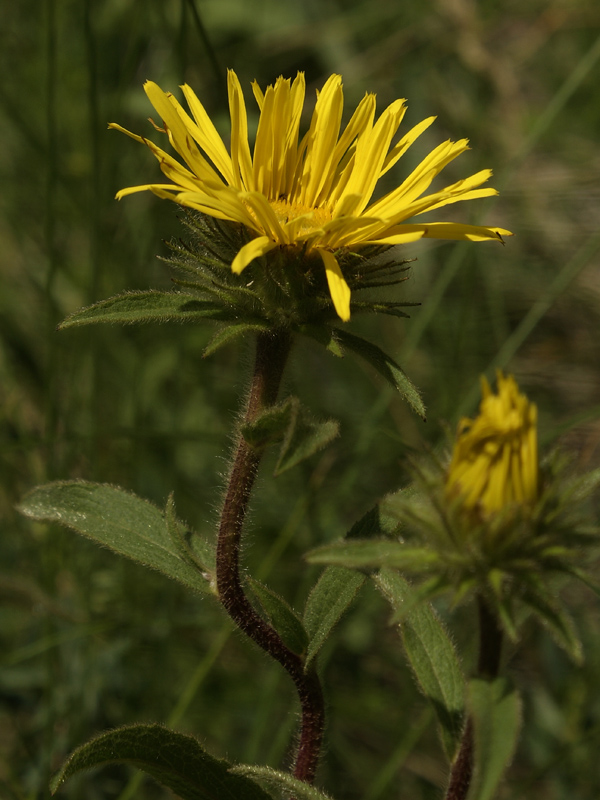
346,506,389,539
467,678,521,800
303,567,365,667
520,584,582,662
241,400,295,450
306,540,439,571
275,405,339,477
375,569,465,758
58,291,234,329
165,493,215,577
203,323,271,357
231,765,333,800
18,482,215,595
50,724,273,800
298,324,344,357
247,577,308,656
241,397,339,475
335,329,425,419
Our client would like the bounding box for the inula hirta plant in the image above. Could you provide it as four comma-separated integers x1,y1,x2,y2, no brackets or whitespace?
18,72,599,800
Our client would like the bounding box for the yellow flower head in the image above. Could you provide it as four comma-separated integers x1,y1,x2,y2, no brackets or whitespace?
110,71,511,322
446,373,538,516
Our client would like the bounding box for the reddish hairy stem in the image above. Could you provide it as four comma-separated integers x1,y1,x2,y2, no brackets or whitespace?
444,596,503,800
216,330,325,783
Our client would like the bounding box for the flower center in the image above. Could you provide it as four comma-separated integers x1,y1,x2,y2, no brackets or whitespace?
271,199,333,234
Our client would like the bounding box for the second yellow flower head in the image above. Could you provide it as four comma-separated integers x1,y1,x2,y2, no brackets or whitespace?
446,373,538,516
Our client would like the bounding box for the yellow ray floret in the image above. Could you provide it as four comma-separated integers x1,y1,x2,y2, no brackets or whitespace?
446,373,538,516
110,71,512,322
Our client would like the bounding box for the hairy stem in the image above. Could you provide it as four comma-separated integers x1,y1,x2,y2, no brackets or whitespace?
444,596,503,800
216,329,325,783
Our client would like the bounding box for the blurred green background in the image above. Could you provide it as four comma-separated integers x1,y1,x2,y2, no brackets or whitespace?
2,0,600,798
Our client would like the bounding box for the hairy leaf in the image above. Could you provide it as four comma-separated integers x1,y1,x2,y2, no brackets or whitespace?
58,291,234,329
18,482,214,594
232,765,333,800
303,567,365,667
375,569,465,758
247,577,308,656
467,679,521,800
335,329,425,418
50,724,272,800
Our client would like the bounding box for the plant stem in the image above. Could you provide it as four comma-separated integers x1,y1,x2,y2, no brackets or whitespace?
444,596,503,800
216,329,325,783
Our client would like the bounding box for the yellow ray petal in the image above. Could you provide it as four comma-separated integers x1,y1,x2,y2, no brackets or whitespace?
337,99,407,217
179,84,235,184
300,75,344,207
374,222,512,243
318,249,351,321
239,191,287,242
143,81,223,185
231,236,278,274
227,69,254,191
380,116,436,176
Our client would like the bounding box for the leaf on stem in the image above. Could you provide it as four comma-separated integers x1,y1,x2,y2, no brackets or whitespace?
50,724,273,800
18,481,215,595
241,396,339,475
203,323,271,356
231,765,334,800
303,567,365,668
246,577,309,656
306,540,439,571
334,329,426,419
375,569,465,759
58,291,239,329
467,678,521,800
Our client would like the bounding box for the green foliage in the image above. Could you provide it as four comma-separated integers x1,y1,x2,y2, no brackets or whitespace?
247,578,308,656
467,679,522,800
58,291,237,328
375,570,465,759
232,765,334,800
303,567,366,668
17,482,215,595
334,329,426,419
241,396,339,475
50,724,273,800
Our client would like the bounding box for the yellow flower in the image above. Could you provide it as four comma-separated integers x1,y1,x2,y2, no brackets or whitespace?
110,71,512,322
446,373,538,515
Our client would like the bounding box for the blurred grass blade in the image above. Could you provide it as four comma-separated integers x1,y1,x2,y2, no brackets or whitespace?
467,678,521,800
303,566,365,668
50,724,272,800
18,481,214,594
375,569,465,759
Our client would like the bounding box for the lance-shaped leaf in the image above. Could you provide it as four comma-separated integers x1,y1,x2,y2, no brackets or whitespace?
247,577,308,656
303,567,365,667
241,397,339,475
50,724,273,800
18,481,215,595
467,678,521,800
232,765,334,800
335,329,425,419
58,291,237,329
203,323,271,357
307,539,440,571
375,569,465,759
